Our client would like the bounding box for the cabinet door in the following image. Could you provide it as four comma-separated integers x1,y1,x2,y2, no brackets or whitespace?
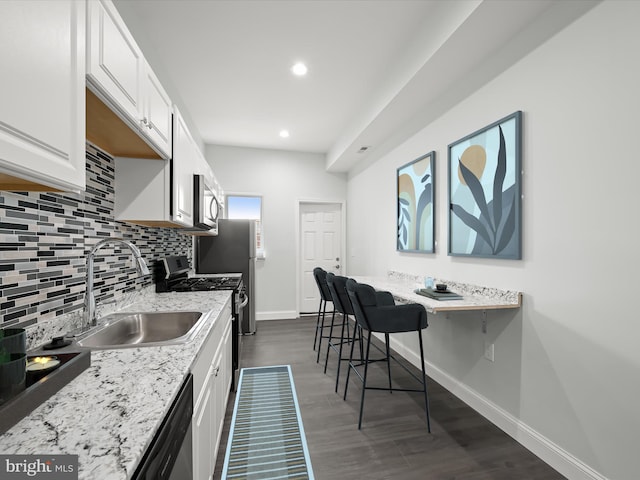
0,0,85,192
191,302,233,480
193,366,214,480
172,108,195,227
214,318,233,457
142,61,172,158
87,0,143,122
211,342,224,463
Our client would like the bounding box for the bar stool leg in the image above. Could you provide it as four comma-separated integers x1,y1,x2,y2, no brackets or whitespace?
313,298,324,351
323,310,338,370
358,331,373,430
317,308,334,363
343,321,360,401
385,333,392,394
334,313,349,392
419,329,431,433
315,302,328,361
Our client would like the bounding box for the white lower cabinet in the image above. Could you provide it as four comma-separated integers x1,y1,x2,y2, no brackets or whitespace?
213,319,233,461
192,302,232,480
193,370,214,480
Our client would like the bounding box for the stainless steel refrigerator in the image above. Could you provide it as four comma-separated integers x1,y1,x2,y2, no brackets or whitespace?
195,219,256,334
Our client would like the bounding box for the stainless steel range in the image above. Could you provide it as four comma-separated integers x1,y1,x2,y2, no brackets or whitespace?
155,255,245,390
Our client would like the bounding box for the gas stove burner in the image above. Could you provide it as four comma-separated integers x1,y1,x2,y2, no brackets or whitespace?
155,256,243,292
166,276,241,292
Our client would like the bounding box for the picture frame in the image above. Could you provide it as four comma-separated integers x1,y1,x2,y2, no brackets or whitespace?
397,151,435,253
448,111,522,259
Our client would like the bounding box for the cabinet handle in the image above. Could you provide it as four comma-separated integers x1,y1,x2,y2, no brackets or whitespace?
141,117,148,126
214,366,220,377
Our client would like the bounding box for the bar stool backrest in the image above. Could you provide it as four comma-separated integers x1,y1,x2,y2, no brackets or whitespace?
346,279,428,334
345,278,374,331
313,267,332,302
326,273,354,316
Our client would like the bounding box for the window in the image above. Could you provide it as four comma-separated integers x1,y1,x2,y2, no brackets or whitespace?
226,195,265,258
226,196,261,220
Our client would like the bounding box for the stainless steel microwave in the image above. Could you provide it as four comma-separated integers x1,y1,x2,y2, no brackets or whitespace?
193,174,220,233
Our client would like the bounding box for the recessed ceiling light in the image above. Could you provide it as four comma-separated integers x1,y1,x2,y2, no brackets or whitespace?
291,62,308,76
279,130,290,138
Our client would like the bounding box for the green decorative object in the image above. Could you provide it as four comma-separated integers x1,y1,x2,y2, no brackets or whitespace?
0,328,26,364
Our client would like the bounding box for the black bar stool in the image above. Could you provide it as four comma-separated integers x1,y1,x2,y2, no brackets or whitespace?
324,272,361,393
312,267,335,363
344,278,431,431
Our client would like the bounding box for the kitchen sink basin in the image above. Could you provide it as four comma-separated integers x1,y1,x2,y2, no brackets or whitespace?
77,311,205,349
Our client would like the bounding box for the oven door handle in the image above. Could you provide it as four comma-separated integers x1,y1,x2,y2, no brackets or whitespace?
238,294,249,309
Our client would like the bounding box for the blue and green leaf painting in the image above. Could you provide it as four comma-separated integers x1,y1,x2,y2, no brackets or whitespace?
397,152,434,252
449,112,521,258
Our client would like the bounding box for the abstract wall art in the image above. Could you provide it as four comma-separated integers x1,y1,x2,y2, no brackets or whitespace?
397,151,435,253
448,111,522,259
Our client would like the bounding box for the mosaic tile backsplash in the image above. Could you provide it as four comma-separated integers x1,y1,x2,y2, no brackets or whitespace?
0,144,193,330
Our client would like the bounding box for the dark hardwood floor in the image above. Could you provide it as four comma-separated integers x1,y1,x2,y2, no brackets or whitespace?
214,317,565,480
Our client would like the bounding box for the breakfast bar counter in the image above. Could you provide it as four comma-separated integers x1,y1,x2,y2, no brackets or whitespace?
352,271,522,314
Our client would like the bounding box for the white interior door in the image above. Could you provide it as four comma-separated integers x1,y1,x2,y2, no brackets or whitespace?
299,203,342,313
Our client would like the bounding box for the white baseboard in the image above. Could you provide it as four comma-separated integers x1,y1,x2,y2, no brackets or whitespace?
256,310,298,321
386,336,607,480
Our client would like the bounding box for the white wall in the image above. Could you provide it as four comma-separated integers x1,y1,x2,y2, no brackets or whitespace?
347,2,640,479
205,145,347,319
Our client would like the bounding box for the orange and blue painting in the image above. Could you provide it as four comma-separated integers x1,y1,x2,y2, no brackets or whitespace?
397,151,435,253
448,111,522,259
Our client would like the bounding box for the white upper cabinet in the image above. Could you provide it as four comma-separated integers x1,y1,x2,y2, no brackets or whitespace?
86,0,171,158
0,0,86,192
114,107,195,228
86,0,142,121
172,107,196,227
142,61,173,157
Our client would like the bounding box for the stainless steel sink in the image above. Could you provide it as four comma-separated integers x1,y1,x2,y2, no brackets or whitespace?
77,311,205,349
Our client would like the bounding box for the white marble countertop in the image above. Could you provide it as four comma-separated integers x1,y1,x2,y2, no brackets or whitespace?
0,290,233,480
352,273,522,313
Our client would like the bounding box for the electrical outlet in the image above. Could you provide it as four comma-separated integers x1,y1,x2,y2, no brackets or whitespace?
484,341,495,362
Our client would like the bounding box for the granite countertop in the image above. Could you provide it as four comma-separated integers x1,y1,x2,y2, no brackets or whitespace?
0,290,233,480
352,273,522,313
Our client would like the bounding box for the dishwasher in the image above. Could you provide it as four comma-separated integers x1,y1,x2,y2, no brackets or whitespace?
132,374,193,480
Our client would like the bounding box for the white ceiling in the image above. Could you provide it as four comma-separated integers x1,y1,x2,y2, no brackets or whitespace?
113,0,597,174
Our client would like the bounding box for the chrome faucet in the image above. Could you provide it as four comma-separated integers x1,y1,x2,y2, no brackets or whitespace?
84,238,150,328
